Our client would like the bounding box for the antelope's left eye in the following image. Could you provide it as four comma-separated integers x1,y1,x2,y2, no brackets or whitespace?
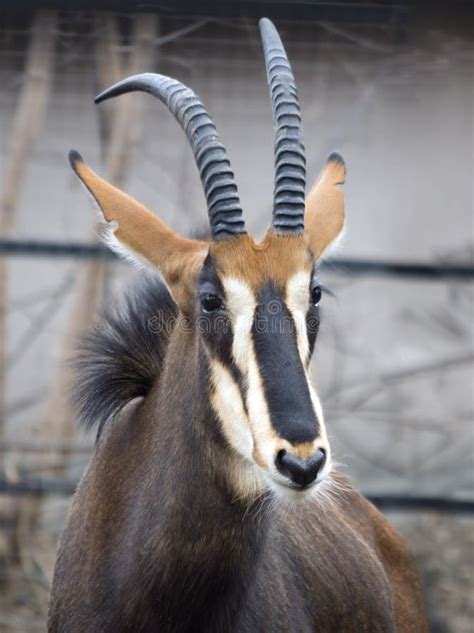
310,285,322,306
201,293,224,313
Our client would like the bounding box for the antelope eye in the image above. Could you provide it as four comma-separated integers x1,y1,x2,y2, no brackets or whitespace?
310,285,322,306
200,293,224,313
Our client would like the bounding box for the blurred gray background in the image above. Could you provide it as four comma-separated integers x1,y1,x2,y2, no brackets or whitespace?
0,3,473,632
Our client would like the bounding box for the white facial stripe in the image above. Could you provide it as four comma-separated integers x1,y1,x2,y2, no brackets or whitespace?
286,272,332,472
210,272,332,501
307,381,327,442
246,345,280,467
221,277,277,468
209,358,254,460
307,379,332,477
209,358,267,500
222,272,323,454
285,271,311,364
221,277,256,371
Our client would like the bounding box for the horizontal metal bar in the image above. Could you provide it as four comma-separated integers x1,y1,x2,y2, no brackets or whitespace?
0,475,472,514
1,1,412,24
368,495,474,515
0,239,116,260
0,475,77,496
1,239,473,279
0,440,93,454
322,259,474,279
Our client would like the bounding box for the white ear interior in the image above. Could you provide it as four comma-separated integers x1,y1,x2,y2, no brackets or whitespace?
80,180,155,271
317,225,346,261
101,222,161,271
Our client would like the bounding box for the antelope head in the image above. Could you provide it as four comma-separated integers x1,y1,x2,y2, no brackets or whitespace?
70,19,345,500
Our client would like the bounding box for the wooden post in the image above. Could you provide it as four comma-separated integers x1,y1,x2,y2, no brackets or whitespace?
0,10,58,471
16,15,159,610
40,13,158,454
0,8,58,609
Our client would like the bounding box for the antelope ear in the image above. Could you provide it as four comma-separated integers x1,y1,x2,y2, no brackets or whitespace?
69,150,208,304
305,153,346,258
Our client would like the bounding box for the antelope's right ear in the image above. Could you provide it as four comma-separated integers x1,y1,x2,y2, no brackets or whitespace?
305,153,346,258
69,150,208,304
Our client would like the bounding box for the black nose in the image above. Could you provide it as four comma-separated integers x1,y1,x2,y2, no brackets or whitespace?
275,449,326,488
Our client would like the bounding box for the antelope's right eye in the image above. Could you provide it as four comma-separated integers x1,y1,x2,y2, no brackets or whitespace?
200,293,224,313
310,284,322,307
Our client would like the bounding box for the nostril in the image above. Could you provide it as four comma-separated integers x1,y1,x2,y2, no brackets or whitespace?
308,449,326,480
275,449,290,478
275,448,326,489
314,448,326,465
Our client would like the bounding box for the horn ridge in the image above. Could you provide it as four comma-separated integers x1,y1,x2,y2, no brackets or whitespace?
95,73,245,240
259,18,306,234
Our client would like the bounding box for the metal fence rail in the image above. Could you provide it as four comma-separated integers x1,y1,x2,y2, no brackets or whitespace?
2,237,472,516
1,474,472,514
1,238,474,279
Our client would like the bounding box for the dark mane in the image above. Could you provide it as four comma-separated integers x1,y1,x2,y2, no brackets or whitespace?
73,275,177,438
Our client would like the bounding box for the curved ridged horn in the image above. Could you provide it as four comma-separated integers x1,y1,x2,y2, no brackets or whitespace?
259,18,306,234
95,73,245,240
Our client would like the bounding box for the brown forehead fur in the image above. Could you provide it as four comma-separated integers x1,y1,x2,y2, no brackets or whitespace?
208,230,313,288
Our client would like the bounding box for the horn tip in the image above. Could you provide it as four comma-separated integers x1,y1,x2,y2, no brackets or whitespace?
95,73,158,104
95,81,124,103
94,90,107,104
259,16,275,34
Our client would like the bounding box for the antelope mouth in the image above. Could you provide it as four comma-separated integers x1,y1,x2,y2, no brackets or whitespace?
265,459,332,500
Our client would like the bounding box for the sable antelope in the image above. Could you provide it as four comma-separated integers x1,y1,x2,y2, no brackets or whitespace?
49,18,428,633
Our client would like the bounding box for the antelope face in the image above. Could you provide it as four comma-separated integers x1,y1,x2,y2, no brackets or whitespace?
199,232,331,495
69,18,346,500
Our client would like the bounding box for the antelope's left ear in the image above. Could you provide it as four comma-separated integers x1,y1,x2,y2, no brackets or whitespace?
69,150,208,306
305,153,346,258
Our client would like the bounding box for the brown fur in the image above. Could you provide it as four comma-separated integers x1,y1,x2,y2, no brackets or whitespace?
210,232,312,288
50,153,429,632
71,154,207,306
71,152,345,306
49,324,428,632
305,155,346,257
